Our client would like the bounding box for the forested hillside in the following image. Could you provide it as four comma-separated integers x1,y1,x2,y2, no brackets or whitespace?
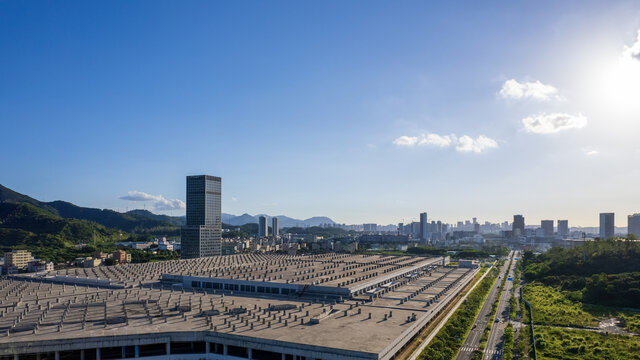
522,240,640,308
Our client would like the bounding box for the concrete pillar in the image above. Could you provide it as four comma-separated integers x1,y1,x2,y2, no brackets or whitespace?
80,349,85,360
121,347,126,359
13,354,18,360
206,342,210,354
96,348,101,360
55,352,60,360
248,348,252,359
223,344,228,356
166,343,170,355
135,345,139,358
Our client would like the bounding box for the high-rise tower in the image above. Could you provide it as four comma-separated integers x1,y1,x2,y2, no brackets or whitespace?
258,216,268,237
419,212,428,242
272,217,279,238
599,213,615,239
628,214,640,239
181,175,222,258
513,215,525,237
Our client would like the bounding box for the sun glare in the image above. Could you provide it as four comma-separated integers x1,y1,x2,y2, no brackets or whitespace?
598,56,640,112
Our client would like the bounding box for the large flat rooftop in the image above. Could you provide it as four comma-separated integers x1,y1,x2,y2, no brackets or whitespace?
1,254,477,359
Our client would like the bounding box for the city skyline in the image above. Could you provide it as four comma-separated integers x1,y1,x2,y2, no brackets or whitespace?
2,1,640,226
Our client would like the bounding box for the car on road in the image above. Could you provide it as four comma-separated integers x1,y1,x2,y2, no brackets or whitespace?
495,318,500,323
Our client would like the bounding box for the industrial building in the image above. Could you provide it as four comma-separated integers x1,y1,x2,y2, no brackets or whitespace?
0,253,477,360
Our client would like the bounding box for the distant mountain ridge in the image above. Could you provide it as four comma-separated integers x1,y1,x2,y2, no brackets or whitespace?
0,184,336,231
221,213,335,228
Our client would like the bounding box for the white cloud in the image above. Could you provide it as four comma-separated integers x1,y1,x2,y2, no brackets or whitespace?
585,150,599,156
500,79,560,101
419,133,453,147
623,30,640,61
119,190,185,211
456,135,498,153
392,133,497,153
392,136,419,146
522,113,587,134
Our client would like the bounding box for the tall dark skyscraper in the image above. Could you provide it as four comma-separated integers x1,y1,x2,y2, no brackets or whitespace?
541,220,554,237
272,217,279,238
599,212,615,239
258,216,268,237
629,214,640,239
181,175,222,258
419,212,428,241
557,220,569,237
513,215,525,237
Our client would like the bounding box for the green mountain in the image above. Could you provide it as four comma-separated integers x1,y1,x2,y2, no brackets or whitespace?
0,184,181,232
0,202,124,246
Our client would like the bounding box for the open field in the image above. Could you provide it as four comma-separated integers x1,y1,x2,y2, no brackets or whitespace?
524,283,640,332
535,325,640,360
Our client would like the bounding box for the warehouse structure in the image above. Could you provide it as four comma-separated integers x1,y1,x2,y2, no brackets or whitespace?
0,254,477,360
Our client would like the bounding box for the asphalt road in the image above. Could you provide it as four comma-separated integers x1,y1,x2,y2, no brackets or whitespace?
456,251,513,360
483,251,518,360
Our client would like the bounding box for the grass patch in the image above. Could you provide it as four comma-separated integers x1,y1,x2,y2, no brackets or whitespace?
535,326,640,360
524,283,640,332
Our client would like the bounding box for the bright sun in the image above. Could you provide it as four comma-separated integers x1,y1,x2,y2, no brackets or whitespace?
598,55,640,112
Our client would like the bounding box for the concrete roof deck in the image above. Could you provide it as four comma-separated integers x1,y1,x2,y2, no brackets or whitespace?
0,254,474,357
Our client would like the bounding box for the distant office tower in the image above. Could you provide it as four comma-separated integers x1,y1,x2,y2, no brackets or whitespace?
258,216,268,237
457,221,463,229
513,215,525,237
557,220,569,237
420,213,428,241
397,222,403,235
472,217,477,224
540,220,554,237
474,223,480,234
181,175,222,259
363,223,377,232
629,214,640,238
272,217,279,237
599,213,615,239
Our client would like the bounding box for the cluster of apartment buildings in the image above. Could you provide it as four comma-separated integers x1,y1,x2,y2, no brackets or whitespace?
74,249,131,268
1,250,54,274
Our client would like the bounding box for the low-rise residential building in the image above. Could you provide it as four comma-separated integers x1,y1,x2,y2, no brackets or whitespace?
112,250,131,263
4,250,31,270
83,258,102,268
27,261,54,273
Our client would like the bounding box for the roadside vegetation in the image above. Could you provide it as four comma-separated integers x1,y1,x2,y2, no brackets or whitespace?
524,282,640,332
520,240,640,359
502,323,514,360
417,266,499,360
521,239,640,309
534,325,640,360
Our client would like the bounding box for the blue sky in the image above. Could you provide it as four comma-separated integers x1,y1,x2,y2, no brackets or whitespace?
2,1,640,226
